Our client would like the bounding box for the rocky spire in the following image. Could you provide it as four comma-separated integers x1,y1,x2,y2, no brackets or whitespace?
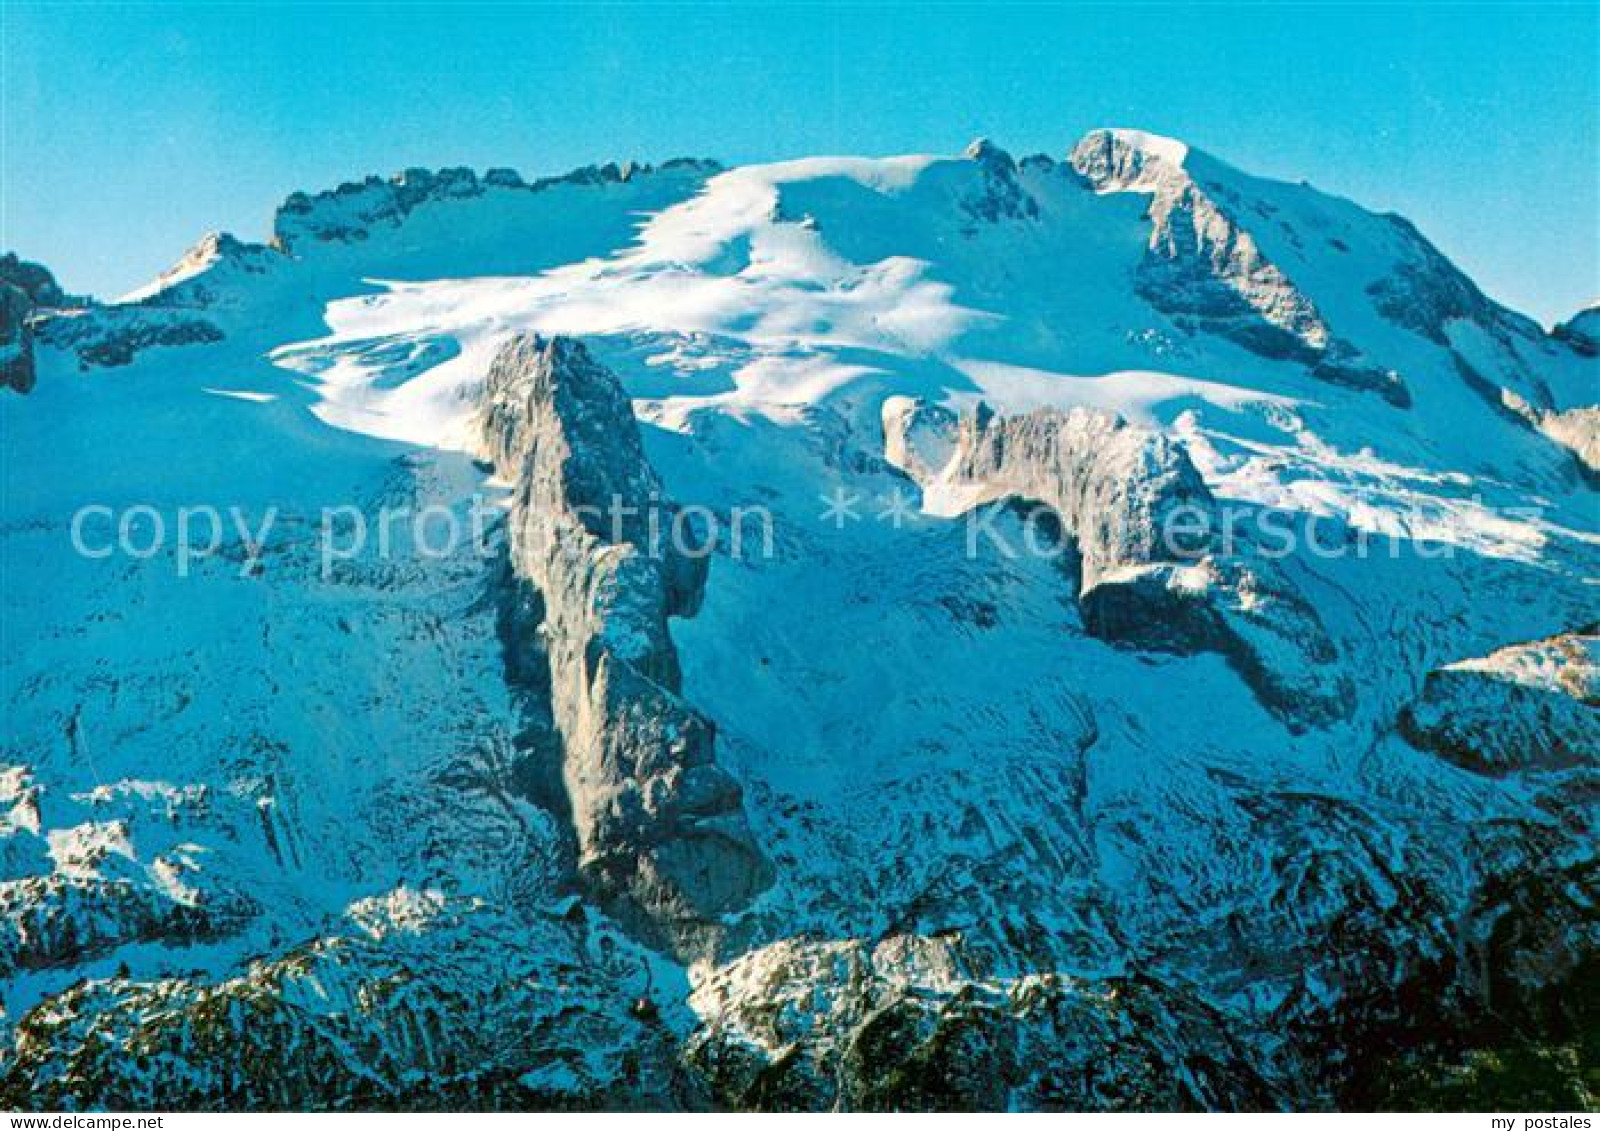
478,334,771,951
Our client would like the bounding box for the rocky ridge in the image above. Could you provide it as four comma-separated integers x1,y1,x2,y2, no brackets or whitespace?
477,334,770,949
1,253,74,393
883,396,1347,724
1402,629,1599,776
1067,130,1408,406
273,158,721,252
2,126,1596,1110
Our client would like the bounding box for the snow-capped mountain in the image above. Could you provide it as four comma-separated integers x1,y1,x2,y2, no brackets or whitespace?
1,129,1595,1110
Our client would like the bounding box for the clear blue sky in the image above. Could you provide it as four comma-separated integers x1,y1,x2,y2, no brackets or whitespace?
4,1,1595,323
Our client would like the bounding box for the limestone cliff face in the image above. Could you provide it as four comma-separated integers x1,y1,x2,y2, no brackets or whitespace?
477,334,770,946
1368,213,1548,353
960,138,1040,225
1541,407,1600,480
884,396,1347,725
1069,131,1407,406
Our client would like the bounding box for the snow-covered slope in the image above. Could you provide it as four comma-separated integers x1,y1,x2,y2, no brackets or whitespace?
2,131,1596,1110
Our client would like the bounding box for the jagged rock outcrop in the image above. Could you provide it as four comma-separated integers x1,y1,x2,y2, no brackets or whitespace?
1540,406,1600,479
960,138,1040,225
1070,130,1327,351
274,158,721,251
0,284,36,393
1070,130,1407,406
888,397,1216,589
276,166,491,248
0,773,253,976
883,396,1347,724
478,334,770,946
0,873,244,975
124,231,284,310
1401,629,1600,776
1369,213,1547,351
1,252,72,393
25,234,261,369
686,935,1286,1111
1366,215,1566,418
